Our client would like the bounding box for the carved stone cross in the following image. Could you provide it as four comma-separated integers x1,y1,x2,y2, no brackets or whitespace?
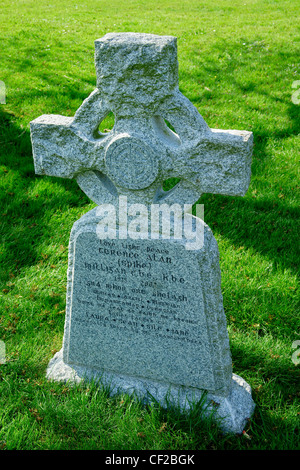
30,33,252,207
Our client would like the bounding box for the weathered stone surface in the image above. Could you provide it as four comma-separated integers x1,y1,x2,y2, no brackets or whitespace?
94,33,179,114
30,33,253,207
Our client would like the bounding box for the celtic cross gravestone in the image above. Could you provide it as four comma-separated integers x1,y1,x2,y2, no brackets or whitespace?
30,33,255,434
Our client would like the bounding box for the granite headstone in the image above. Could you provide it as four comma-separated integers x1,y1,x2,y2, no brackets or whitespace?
30,33,255,434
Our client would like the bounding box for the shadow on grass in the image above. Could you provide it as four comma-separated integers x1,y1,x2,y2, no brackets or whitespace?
201,193,299,274
4,353,297,450
0,108,90,278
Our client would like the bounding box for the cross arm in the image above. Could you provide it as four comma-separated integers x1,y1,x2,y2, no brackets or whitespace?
155,127,252,207
30,114,105,179
183,128,253,197
155,89,253,204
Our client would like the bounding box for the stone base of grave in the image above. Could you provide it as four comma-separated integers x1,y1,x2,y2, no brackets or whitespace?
46,349,255,435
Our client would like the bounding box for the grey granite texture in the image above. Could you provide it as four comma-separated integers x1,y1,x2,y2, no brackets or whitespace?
61,207,232,397
30,33,253,207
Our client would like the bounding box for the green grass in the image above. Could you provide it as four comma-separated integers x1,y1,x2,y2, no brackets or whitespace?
0,0,299,451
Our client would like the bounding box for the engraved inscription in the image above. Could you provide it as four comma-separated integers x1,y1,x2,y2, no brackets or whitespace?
67,232,215,389
105,137,158,189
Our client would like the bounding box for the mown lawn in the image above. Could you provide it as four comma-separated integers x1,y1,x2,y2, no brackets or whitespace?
0,0,299,451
